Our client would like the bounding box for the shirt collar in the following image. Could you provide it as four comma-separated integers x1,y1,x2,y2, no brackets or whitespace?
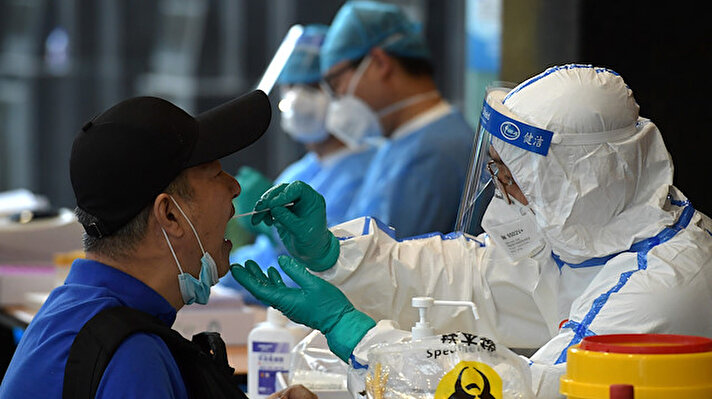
66,258,177,326
316,145,371,168
390,101,453,140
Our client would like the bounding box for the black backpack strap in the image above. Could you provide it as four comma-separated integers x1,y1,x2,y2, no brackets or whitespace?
63,306,247,399
63,307,174,399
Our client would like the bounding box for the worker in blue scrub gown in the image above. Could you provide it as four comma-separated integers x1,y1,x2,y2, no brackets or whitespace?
320,1,475,237
219,24,376,296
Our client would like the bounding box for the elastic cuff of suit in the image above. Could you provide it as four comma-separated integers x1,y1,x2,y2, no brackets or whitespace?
325,310,376,363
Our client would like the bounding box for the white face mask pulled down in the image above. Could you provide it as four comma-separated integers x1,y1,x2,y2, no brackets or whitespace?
161,196,219,305
279,86,330,144
325,55,439,149
481,190,546,263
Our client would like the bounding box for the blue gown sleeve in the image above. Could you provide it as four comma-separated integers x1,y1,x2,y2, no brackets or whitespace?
346,150,465,237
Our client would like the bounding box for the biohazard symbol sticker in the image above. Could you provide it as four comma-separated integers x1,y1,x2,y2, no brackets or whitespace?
434,361,502,399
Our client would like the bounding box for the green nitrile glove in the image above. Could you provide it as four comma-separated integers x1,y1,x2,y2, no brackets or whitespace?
234,166,274,237
231,256,375,362
251,181,339,271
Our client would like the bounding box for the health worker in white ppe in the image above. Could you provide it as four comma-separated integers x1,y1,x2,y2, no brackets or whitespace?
231,64,712,398
318,0,475,237
220,25,375,297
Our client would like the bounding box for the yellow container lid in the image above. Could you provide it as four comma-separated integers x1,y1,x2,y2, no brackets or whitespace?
560,334,712,399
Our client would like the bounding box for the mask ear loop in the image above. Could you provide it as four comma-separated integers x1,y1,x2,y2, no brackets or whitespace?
376,90,439,118
346,55,372,96
344,32,404,97
319,81,336,99
161,228,184,274
169,195,206,255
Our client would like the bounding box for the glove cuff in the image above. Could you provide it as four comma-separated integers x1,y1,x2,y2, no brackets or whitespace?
305,232,340,272
325,310,376,363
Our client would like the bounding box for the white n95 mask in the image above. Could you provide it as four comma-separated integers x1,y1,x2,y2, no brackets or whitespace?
161,196,219,305
279,86,330,144
325,95,382,149
325,55,440,149
481,193,545,263
325,56,382,149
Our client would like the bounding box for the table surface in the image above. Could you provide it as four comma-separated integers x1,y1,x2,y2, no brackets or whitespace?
2,305,249,374
226,345,248,374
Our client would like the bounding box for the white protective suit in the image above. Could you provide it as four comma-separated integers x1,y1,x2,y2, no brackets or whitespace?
315,65,712,397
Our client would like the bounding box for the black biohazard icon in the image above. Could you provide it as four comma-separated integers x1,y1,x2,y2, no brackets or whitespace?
448,366,496,399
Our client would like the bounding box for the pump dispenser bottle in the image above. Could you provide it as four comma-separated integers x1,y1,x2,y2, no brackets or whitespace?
411,296,479,340
247,307,297,398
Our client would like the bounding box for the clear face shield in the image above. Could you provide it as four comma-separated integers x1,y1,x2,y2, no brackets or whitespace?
255,24,304,94
455,82,555,238
454,83,515,236
255,25,332,144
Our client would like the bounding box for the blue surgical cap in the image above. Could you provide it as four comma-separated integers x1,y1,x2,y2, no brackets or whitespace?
320,1,430,73
277,24,329,85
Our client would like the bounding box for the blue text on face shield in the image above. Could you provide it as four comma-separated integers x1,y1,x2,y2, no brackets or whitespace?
480,100,553,156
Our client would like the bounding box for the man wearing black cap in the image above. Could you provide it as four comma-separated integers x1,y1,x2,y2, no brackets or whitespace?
0,91,315,399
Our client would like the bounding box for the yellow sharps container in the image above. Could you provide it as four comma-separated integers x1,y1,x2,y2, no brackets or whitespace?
560,334,712,399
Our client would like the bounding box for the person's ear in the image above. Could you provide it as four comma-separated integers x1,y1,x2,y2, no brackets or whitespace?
153,193,185,238
369,47,394,80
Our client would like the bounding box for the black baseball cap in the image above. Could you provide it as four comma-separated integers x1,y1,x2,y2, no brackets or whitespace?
70,90,271,238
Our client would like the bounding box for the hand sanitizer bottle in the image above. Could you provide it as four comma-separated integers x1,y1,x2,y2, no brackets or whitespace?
248,307,296,398
411,296,479,340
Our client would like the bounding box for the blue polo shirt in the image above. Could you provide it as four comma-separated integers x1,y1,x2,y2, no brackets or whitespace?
0,259,188,398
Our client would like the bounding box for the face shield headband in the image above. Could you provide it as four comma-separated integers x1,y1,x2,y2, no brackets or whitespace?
480,89,554,156
455,86,553,236
486,87,640,151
